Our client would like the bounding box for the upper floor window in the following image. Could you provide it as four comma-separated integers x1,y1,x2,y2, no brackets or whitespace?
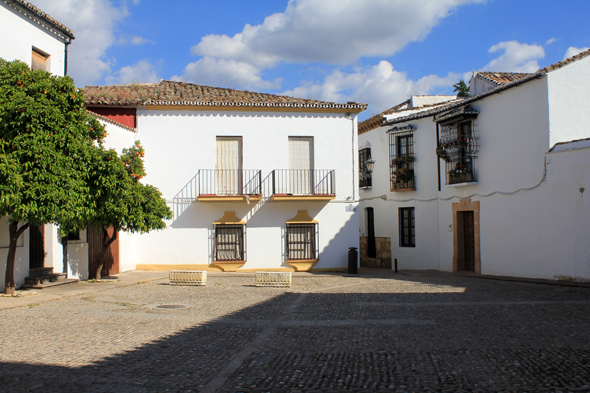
435,107,479,185
388,126,415,191
32,49,48,71
359,147,372,188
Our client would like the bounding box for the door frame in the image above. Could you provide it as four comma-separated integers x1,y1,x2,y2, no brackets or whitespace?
452,198,480,274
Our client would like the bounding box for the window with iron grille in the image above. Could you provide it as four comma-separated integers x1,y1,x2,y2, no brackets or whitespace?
359,148,372,188
214,224,245,261
399,207,415,247
389,132,415,190
286,223,318,260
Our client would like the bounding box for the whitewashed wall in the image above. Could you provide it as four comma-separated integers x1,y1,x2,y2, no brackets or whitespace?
0,2,67,76
359,73,590,280
547,55,590,147
134,109,359,270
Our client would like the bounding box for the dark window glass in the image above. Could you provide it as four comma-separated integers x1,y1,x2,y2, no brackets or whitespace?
399,207,415,247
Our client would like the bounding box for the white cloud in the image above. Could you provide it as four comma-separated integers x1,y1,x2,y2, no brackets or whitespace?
546,38,558,45
180,0,484,87
484,41,545,73
118,35,155,45
32,0,128,87
104,60,161,85
563,46,589,60
193,0,483,66
179,57,282,90
283,61,459,116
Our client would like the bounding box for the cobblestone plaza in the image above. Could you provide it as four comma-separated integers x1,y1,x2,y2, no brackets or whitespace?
1,269,590,392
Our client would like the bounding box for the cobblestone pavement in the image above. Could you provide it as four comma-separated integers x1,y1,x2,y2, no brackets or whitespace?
1,269,590,393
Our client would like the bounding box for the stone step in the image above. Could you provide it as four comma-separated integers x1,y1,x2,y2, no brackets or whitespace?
24,273,67,286
20,278,78,290
28,267,55,277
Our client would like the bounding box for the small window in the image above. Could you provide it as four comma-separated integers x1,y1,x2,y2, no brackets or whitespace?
67,231,81,241
286,223,318,260
359,148,372,188
32,49,48,71
214,224,245,261
399,207,415,247
389,133,415,191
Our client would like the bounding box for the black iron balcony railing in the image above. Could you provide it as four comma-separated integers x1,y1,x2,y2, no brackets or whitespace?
271,169,335,196
199,169,262,196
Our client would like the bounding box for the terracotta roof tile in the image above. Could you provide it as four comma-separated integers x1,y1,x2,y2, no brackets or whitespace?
5,0,74,39
473,71,531,85
383,48,590,127
84,81,367,112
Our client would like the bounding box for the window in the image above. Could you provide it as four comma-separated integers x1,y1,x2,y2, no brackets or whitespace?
399,207,415,247
359,148,372,188
286,223,318,260
67,231,81,241
32,49,48,71
214,224,245,261
435,107,479,185
389,130,415,191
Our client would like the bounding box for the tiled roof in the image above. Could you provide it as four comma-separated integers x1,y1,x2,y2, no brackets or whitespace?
473,71,531,85
4,0,74,39
84,81,367,112
384,48,590,127
87,110,136,133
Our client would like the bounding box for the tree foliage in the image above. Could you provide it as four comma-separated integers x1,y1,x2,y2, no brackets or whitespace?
0,59,104,293
453,79,470,97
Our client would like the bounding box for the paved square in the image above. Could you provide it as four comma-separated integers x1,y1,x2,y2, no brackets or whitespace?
1,269,590,392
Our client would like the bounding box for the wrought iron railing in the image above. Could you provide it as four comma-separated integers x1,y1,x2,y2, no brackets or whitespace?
286,223,319,260
271,169,335,196
445,158,476,185
199,169,262,196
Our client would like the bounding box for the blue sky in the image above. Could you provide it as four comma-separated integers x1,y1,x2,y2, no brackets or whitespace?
35,0,590,120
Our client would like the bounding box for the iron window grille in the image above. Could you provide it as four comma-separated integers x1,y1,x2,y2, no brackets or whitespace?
359,148,372,188
214,224,245,261
435,107,479,185
286,223,319,260
399,207,415,247
389,132,415,190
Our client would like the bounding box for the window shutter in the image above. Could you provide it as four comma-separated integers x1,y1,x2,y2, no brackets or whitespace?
32,50,47,71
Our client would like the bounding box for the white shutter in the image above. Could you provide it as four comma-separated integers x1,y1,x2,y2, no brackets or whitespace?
216,137,242,195
288,137,314,194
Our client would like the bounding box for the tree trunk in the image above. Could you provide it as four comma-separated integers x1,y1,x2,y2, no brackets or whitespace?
4,221,30,294
94,227,117,280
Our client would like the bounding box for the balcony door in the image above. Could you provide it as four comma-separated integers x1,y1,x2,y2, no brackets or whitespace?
216,137,242,195
288,137,314,195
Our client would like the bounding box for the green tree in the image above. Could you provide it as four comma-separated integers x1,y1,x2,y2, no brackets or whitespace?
0,59,104,294
453,79,470,97
87,140,171,280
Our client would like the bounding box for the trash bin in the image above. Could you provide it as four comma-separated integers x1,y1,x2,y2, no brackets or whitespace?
348,247,358,275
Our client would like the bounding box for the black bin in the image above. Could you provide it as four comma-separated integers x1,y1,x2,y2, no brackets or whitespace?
348,247,358,275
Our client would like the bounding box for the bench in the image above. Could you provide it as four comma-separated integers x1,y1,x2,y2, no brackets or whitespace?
255,271,292,287
169,270,207,286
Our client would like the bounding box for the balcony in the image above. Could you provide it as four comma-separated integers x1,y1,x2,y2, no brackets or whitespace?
196,169,262,202
271,169,335,201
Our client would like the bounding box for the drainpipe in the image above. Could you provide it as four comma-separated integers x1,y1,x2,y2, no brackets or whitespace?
64,39,71,76
345,112,357,201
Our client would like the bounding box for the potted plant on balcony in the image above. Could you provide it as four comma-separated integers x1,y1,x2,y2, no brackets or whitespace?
391,155,415,167
392,167,414,184
448,162,472,183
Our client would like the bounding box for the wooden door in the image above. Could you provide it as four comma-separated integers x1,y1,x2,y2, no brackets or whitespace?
460,211,475,272
88,226,119,277
288,137,314,194
216,137,243,195
366,208,376,258
29,225,45,269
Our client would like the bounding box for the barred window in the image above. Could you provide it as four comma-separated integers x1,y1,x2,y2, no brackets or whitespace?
359,148,372,188
214,224,245,261
286,223,318,260
389,132,415,191
399,207,415,247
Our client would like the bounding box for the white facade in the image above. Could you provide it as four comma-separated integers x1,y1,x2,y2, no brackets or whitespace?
359,53,590,281
0,1,73,290
134,108,360,271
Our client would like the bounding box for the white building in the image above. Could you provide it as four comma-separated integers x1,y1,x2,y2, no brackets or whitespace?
82,81,366,273
0,0,75,291
358,50,590,281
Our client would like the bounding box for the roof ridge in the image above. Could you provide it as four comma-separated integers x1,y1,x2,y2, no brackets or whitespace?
6,0,74,39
